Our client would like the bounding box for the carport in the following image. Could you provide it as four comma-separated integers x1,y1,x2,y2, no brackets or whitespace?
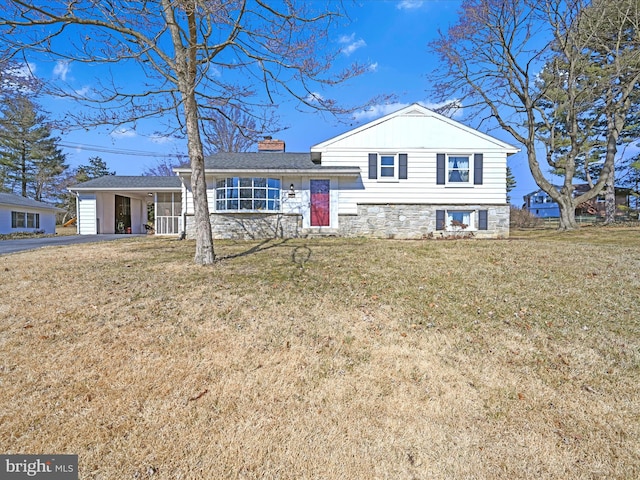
69,176,183,235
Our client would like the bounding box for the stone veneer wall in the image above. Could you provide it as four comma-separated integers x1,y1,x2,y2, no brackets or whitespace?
185,213,302,240
337,204,510,239
184,204,510,240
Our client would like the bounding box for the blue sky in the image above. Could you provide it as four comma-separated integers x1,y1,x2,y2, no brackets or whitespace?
26,0,538,205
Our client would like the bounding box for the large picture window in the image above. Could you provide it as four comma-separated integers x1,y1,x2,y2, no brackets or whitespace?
216,177,281,212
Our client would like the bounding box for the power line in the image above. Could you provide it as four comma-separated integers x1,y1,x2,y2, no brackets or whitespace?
57,141,187,159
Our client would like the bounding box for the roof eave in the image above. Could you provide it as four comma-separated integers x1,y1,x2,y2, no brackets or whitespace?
69,186,182,192
177,168,361,176
0,202,64,211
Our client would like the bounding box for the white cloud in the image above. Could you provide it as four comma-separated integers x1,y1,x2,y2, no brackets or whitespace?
1,62,38,93
338,33,356,44
368,62,379,72
111,127,137,139
339,33,366,56
353,100,464,122
149,134,175,144
423,99,464,118
353,103,410,122
75,86,90,97
397,0,424,10
53,60,71,81
305,92,324,104
12,62,37,77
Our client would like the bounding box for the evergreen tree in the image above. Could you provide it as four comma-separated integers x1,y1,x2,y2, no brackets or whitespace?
0,95,67,200
75,156,115,182
506,166,516,204
59,156,115,222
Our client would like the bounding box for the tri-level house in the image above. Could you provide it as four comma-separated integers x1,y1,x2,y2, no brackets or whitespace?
70,104,519,239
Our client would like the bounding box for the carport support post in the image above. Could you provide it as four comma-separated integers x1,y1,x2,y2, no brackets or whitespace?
74,191,80,234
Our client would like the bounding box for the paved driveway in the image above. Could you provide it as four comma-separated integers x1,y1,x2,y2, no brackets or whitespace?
0,234,144,256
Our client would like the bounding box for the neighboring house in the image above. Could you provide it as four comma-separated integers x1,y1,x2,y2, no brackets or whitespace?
70,104,519,239
523,185,635,218
0,192,62,235
522,189,560,218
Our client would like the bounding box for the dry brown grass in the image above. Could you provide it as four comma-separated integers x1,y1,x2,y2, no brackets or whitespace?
1,227,639,479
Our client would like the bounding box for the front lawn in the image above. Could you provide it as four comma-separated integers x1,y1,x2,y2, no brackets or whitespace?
1,228,638,479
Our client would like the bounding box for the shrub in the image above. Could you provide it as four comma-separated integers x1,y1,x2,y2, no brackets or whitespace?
510,206,543,228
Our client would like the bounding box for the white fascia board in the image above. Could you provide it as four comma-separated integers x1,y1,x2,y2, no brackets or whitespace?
0,202,63,212
69,187,181,192
178,168,361,176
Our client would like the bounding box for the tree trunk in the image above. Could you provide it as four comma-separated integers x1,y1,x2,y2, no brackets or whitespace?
184,91,215,265
163,0,215,265
557,196,578,230
525,138,579,230
604,168,616,224
20,149,27,197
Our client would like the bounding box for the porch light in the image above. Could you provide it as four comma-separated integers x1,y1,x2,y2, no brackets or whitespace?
288,184,295,197
147,193,153,196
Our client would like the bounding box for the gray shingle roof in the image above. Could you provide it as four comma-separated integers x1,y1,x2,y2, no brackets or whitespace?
0,192,63,211
203,152,317,170
70,175,182,190
198,152,356,172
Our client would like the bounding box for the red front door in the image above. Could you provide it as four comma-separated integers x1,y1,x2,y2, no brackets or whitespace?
310,179,330,227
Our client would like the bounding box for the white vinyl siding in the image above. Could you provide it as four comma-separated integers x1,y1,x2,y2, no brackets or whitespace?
313,107,513,208
320,150,507,207
78,194,97,235
0,206,57,234
181,177,215,215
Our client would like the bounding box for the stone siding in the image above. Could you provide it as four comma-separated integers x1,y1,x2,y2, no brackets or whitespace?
337,204,510,239
185,213,302,240
185,204,510,240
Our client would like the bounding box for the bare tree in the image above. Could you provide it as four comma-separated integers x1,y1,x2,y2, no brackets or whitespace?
430,0,640,230
142,157,185,177
0,1,370,263
202,104,265,154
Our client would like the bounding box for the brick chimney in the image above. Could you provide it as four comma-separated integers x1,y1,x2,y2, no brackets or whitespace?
258,136,285,152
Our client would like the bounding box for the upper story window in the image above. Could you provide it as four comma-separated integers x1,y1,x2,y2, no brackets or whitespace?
215,177,280,212
437,153,483,186
380,155,396,179
447,156,470,183
368,153,408,181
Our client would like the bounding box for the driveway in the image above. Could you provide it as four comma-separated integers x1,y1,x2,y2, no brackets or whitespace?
0,234,144,256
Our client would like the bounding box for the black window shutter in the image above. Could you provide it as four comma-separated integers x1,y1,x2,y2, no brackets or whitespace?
436,210,445,230
368,153,377,180
399,153,408,179
474,153,483,185
437,154,445,185
478,210,488,230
